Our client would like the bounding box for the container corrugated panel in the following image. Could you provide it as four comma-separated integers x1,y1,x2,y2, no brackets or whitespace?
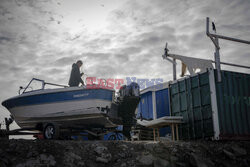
170,69,250,140
170,71,213,139
215,70,250,139
137,91,153,120
155,88,171,136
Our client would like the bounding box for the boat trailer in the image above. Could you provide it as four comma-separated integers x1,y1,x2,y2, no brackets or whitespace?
0,116,123,140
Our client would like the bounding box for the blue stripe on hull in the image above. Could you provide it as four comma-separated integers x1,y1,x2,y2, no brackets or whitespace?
2,89,113,109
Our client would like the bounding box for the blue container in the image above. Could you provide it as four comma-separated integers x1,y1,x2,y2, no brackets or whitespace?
137,83,171,137
156,88,171,136
156,88,170,118
137,91,153,120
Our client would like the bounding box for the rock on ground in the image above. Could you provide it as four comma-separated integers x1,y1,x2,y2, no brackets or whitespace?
0,139,249,167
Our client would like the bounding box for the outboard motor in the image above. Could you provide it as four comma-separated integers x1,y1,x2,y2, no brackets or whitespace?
119,82,140,98
119,85,127,97
117,82,140,139
128,82,140,97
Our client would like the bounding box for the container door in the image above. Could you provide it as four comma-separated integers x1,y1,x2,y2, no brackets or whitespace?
137,92,153,120
156,88,171,136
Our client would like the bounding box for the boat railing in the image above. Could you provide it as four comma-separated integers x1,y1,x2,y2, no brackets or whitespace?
19,78,68,94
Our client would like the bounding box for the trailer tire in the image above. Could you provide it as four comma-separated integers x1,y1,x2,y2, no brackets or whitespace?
43,123,60,140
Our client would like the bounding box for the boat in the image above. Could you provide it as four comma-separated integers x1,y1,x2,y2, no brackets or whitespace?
1,78,140,139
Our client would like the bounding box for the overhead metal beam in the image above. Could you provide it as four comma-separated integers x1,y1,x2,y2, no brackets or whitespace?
209,32,250,45
206,17,250,45
212,61,250,69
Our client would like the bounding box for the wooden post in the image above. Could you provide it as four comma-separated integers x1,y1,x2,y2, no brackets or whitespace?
157,128,160,141
173,58,177,81
176,124,179,141
153,128,156,141
171,124,175,141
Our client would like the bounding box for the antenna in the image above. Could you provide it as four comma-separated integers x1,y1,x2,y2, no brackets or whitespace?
162,43,177,80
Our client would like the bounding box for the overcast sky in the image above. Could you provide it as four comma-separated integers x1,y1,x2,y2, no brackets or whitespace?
0,0,249,128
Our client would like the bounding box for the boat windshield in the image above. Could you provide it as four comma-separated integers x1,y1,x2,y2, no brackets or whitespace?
20,78,68,94
26,80,43,92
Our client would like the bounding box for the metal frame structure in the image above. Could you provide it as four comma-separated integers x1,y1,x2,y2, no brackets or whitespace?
163,18,250,82
162,43,177,81
206,17,250,82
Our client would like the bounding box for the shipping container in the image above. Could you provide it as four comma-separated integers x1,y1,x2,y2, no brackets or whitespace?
170,69,250,140
137,82,171,136
137,91,153,120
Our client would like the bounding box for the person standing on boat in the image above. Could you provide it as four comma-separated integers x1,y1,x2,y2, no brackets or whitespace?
68,60,84,87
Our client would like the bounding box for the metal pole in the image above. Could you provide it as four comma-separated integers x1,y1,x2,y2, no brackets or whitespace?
214,37,221,82
44,82,68,88
210,33,250,45
207,17,222,82
5,118,9,132
212,61,250,69
173,58,177,81
206,17,209,36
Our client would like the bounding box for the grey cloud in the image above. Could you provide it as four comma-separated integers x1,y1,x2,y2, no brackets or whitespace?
88,64,117,78
120,47,142,55
55,56,78,66
113,54,130,63
82,52,114,62
139,35,162,46
0,36,12,43
8,66,26,73
111,46,142,60
45,68,65,74
80,37,112,51
220,24,250,38
112,10,126,20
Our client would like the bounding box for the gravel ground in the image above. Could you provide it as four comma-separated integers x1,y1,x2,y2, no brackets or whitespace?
0,139,250,167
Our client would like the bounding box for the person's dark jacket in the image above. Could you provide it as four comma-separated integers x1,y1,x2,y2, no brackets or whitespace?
68,63,84,87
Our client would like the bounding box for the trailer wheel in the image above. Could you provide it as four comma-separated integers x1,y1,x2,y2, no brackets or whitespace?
43,123,60,140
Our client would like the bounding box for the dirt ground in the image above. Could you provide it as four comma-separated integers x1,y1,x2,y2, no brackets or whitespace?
0,139,250,167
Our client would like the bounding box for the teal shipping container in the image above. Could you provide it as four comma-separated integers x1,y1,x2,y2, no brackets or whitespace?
170,69,250,140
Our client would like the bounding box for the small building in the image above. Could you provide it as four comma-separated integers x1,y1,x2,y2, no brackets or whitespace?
137,82,171,137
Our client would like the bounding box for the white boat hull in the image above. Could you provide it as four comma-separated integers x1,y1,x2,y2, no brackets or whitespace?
10,99,117,129
2,87,119,129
